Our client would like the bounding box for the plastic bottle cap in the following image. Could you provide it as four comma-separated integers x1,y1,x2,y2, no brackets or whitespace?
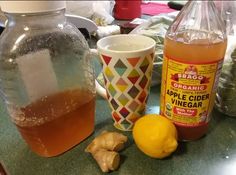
0,1,66,13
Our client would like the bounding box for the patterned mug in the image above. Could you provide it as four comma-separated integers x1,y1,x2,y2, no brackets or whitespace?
95,34,155,131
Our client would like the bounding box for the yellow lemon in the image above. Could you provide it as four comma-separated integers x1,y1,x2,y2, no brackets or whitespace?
133,114,178,159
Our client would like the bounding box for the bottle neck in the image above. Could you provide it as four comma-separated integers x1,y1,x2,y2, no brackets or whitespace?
188,0,214,4
5,9,66,28
184,0,217,12
167,0,226,43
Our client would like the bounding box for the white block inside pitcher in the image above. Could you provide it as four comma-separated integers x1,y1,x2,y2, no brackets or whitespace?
16,49,58,102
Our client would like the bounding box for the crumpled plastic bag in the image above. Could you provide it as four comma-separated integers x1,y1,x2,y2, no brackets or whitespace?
215,1,236,116
92,1,115,26
130,12,178,85
66,1,115,26
66,1,94,19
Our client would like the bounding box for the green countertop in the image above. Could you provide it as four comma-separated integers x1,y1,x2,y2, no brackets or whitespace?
1,86,236,175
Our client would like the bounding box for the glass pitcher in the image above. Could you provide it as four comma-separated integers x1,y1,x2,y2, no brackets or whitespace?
0,1,96,157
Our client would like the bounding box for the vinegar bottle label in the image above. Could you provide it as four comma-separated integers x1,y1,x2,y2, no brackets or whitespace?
160,56,223,126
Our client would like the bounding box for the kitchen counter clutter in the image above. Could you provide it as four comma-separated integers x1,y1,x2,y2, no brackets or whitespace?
0,86,236,175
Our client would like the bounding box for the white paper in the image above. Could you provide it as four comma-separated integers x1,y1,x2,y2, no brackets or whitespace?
16,49,58,102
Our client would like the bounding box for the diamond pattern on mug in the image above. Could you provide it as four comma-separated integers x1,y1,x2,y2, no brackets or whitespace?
140,57,149,73
121,119,132,130
147,67,152,77
139,75,148,89
103,75,108,86
110,98,119,110
128,86,140,98
106,90,110,99
145,94,149,104
127,114,140,123
128,100,139,112
137,106,146,116
114,60,127,76
114,123,124,130
116,78,128,92
108,84,116,97
112,111,122,122
119,107,130,118
117,94,129,106
127,57,140,67
128,69,140,84
104,67,114,81
101,55,112,65
138,91,147,103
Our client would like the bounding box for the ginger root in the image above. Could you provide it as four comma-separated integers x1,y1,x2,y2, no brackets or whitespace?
85,130,128,153
92,149,120,173
85,131,128,172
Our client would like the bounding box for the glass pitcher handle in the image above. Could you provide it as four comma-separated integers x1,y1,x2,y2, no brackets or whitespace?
90,49,107,99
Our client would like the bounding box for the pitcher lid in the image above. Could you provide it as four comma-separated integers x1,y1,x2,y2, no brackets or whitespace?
0,1,66,13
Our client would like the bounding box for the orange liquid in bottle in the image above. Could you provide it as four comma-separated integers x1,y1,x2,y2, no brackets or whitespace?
14,89,95,157
161,33,227,141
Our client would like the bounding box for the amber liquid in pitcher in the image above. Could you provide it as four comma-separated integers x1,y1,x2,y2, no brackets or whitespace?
14,89,95,157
